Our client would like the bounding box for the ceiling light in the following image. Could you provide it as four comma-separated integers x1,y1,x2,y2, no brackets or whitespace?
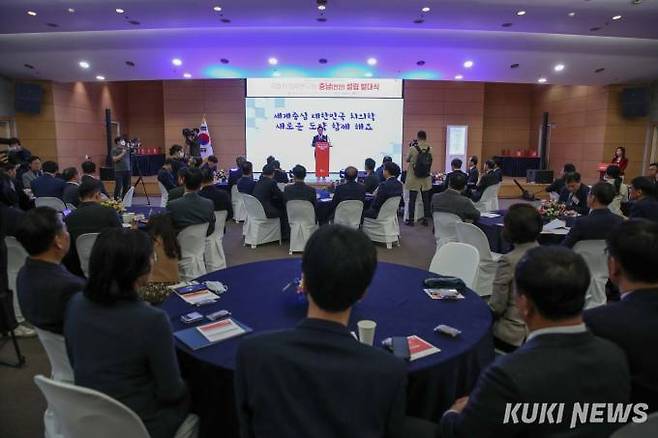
318,5,326,11
364,72,373,78
554,64,565,72
67,8,75,13
115,8,125,14
568,12,576,17
454,74,464,80
516,10,526,16
612,15,622,20
213,6,222,12
79,61,90,69
183,73,192,79
463,60,474,68
27,11,37,16
268,57,278,65
538,77,547,83
172,58,182,66
367,57,377,66
96,75,105,81
422,7,431,13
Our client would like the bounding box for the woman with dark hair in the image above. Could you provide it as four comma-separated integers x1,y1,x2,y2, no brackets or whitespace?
64,228,190,438
611,146,629,175
604,165,629,217
145,213,181,285
489,203,543,352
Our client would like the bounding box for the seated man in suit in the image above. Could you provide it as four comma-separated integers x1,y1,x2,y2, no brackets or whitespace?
562,182,624,248
62,167,81,207
363,158,379,194
431,172,480,222
228,156,245,188
62,179,122,277
364,161,402,219
629,176,658,223
166,167,215,236
166,168,187,204
375,155,393,183
157,159,177,191
647,162,658,186
558,172,590,216
585,220,658,412
492,158,504,183
254,164,289,238
236,161,257,195
199,168,232,221
81,160,108,197
21,156,42,189
331,166,366,212
440,246,630,438
201,155,219,177
470,159,499,202
284,165,316,206
168,144,187,177
465,155,479,194
236,225,420,438
441,158,467,192
30,160,66,199
546,163,576,194
16,207,86,335
272,160,289,184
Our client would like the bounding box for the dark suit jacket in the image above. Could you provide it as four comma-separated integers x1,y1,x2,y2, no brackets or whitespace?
466,166,479,187
471,171,499,202
253,178,284,218
157,168,177,191
559,184,591,216
363,173,380,194
375,165,386,182
431,188,480,221
63,202,122,277
585,288,658,412
16,259,85,334
546,176,566,194
629,197,658,223
199,185,233,220
561,208,624,248
31,174,66,199
284,181,316,206
331,180,366,211
493,167,504,182
365,177,402,218
63,182,80,207
273,169,289,184
237,176,257,195
65,294,189,438
228,167,243,188
235,318,407,438
166,192,215,236
167,186,184,204
439,331,630,438
0,204,25,237
311,134,328,147
442,170,467,192
81,174,108,197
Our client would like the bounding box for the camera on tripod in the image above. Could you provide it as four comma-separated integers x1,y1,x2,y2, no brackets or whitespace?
122,135,142,152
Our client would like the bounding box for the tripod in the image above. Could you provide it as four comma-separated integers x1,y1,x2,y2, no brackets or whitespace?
130,149,151,206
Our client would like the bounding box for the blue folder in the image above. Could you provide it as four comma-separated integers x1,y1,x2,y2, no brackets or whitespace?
174,318,252,351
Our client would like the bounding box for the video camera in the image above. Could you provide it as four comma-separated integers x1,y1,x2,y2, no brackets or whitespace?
182,128,199,141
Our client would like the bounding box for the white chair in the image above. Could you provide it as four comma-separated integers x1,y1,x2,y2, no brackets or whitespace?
177,223,209,281
455,222,502,296
429,242,479,289
5,236,28,323
35,197,67,212
433,212,462,249
231,185,247,223
121,186,135,208
474,183,501,212
242,194,282,249
573,240,608,309
34,375,199,438
362,196,401,249
158,182,169,208
76,233,99,278
65,203,76,211
287,200,318,254
402,189,425,222
332,200,364,229
204,211,228,272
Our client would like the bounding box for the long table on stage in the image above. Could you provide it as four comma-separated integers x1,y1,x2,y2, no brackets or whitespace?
493,156,540,177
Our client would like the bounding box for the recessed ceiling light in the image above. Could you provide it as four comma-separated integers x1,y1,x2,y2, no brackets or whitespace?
422,7,431,13
268,57,278,65
172,58,182,66
318,58,328,64
272,71,281,77
115,8,125,14
463,60,474,68
454,75,463,80
516,10,526,16
612,15,622,20
27,11,37,16
367,57,377,66
510,63,520,69
67,8,75,13
213,6,222,12
554,64,565,72
364,72,373,78
220,58,230,64
96,75,105,81
183,73,192,79
595,67,606,73
413,18,424,24
318,5,326,11
79,61,90,69
568,12,576,17
538,77,547,83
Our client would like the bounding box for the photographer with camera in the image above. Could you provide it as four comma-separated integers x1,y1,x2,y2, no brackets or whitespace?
111,136,132,200
405,130,433,226
183,128,200,158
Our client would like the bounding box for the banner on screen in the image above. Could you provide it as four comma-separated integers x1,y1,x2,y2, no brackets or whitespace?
247,78,403,98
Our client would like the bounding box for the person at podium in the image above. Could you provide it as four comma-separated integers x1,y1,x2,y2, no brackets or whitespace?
311,125,328,149
311,126,331,178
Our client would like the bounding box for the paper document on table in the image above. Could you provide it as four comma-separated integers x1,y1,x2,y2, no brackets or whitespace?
178,289,219,305
196,318,246,343
407,335,441,361
480,213,501,218
541,227,570,235
544,219,566,230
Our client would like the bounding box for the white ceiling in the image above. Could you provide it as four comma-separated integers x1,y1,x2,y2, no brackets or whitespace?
1,0,657,85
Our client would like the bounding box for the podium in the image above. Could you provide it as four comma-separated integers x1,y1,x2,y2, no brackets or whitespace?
314,141,331,178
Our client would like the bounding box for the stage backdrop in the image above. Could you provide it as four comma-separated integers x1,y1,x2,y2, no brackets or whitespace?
245,78,403,173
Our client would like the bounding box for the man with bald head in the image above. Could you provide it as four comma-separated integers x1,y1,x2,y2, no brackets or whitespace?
331,166,366,213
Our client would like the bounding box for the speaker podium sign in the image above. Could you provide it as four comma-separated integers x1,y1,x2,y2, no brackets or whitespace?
314,141,331,178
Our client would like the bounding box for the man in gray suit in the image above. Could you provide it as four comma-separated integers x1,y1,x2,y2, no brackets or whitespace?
166,167,215,236
431,172,480,221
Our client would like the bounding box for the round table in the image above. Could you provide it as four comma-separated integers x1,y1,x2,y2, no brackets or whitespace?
160,259,494,438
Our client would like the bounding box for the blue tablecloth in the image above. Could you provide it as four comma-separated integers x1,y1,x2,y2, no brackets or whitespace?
160,259,494,438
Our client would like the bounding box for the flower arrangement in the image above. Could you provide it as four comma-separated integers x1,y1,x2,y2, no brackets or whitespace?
101,198,125,214
216,168,227,181
537,200,566,220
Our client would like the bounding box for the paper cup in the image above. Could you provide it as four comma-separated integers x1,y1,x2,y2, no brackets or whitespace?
357,320,377,346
